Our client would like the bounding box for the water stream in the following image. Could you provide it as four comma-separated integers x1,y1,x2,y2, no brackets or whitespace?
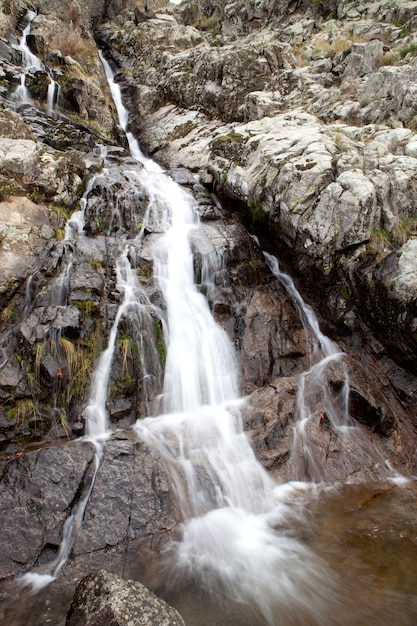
12,10,58,114
264,252,394,484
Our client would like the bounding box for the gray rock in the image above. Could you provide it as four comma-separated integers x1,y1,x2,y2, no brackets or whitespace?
66,569,185,626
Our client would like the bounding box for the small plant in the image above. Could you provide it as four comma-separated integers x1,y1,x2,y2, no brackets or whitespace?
398,42,417,59
0,183,15,201
74,299,98,317
313,38,352,57
377,51,399,67
7,398,38,427
119,335,133,376
367,230,391,255
88,259,104,270
1,301,16,324
28,187,40,203
153,320,166,367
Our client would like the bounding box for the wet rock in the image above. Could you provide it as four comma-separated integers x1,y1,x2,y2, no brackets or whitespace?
0,441,96,579
0,433,179,584
66,569,185,626
0,355,28,401
72,433,179,559
19,105,111,152
243,353,417,482
84,164,150,236
19,305,81,344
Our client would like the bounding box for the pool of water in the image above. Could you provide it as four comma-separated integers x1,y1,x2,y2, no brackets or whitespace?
1,481,416,626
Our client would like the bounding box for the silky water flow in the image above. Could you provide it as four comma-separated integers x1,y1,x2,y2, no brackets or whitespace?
14,52,416,626
12,11,59,113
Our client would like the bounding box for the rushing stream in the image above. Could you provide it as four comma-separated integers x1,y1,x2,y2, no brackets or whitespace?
2,38,417,626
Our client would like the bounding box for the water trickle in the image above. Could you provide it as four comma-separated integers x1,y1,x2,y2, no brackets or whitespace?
46,77,60,117
264,251,393,483
12,11,41,104
99,52,162,173
12,10,60,115
84,247,154,439
65,176,97,239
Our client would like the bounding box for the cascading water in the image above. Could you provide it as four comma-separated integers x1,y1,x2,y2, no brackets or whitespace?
264,252,394,484
132,173,346,622
12,10,59,114
12,10,40,104
99,52,161,174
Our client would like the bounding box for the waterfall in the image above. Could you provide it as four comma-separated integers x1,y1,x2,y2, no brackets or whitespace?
17,49,401,620
99,52,161,173
91,60,346,624
46,78,60,116
12,10,59,115
12,10,40,104
264,252,393,483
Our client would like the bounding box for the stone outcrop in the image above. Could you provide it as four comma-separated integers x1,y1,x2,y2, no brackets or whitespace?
0,433,179,625
66,569,185,626
99,0,417,376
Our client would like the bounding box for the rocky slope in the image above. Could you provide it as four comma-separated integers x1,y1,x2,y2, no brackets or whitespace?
98,0,417,373
0,0,417,623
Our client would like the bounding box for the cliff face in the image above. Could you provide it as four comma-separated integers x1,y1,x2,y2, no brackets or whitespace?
97,0,417,377
0,1,417,623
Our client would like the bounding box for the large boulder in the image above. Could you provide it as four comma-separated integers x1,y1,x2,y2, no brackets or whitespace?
66,569,185,626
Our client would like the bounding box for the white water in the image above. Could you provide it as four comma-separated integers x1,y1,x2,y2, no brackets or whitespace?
65,175,97,239
99,51,162,173
69,54,342,623
133,178,344,623
83,247,154,439
12,10,59,115
47,78,60,116
12,11,41,104
18,51,391,619
264,252,392,483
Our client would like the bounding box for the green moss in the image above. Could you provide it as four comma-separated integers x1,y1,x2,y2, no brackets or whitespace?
167,120,195,141
214,132,244,143
0,183,15,201
398,42,417,59
88,259,104,270
153,320,166,367
74,299,98,317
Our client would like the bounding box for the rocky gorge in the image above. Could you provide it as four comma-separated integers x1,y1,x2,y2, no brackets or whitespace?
0,0,417,624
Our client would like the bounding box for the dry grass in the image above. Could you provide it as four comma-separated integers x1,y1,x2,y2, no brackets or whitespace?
368,231,390,256
51,31,86,59
313,38,353,57
50,30,97,73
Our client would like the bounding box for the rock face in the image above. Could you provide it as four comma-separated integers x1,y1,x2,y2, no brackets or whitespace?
0,0,417,624
100,0,417,375
66,569,185,626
